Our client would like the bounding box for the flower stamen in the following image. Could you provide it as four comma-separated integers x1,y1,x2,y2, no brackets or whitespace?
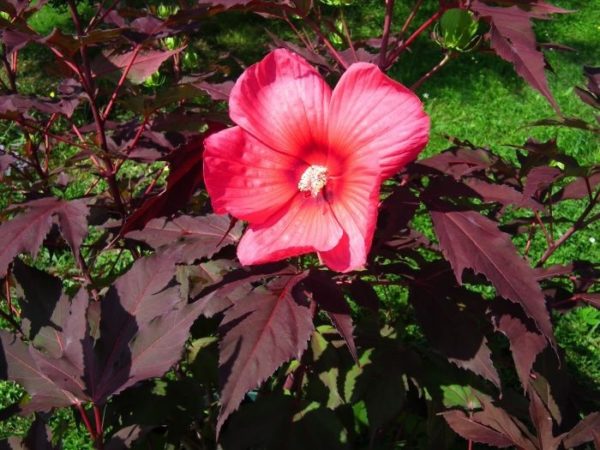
298,165,328,197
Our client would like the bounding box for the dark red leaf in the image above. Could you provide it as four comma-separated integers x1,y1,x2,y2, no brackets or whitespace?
193,80,235,101
347,278,379,312
217,272,313,434
115,297,206,395
442,410,514,448
126,214,242,263
523,166,562,200
410,275,500,387
554,172,600,201
303,271,357,361
0,153,15,180
8,415,55,450
105,425,147,450
417,147,494,179
93,253,181,402
562,412,600,449
490,300,547,389
0,94,81,118
12,261,63,344
0,198,89,277
0,331,76,412
92,48,183,84
429,207,554,341
528,387,562,449
0,28,38,54
120,130,223,235
576,292,600,308
471,1,568,111
464,178,542,210
444,394,538,450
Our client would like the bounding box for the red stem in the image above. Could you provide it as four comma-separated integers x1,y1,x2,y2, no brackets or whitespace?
537,188,600,266
102,43,143,121
306,19,349,70
400,0,425,35
410,52,451,90
93,404,103,443
77,403,96,441
384,9,445,70
379,0,395,68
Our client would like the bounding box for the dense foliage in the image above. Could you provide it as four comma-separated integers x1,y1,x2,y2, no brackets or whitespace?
0,0,598,448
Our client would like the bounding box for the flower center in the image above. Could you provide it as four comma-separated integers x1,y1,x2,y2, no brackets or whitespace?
298,165,328,197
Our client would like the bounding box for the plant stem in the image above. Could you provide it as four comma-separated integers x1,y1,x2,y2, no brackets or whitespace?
385,9,445,70
537,188,600,266
102,43,143,121
93,404,104,446
379,0,395,68
76,403,96,442
410,52,451,90
340,10,357,63
306,19,348,70
400,0,425,35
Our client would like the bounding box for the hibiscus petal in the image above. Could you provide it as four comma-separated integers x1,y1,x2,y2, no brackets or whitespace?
237,194,343,266
229,49,332,162
328,62,430,180
319,146,381,272
203,126,300,224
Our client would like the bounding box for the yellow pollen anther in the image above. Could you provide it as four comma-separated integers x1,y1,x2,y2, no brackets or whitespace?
298,165,328,197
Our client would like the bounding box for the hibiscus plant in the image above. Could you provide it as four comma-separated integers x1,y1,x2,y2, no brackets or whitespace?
0,0,599,449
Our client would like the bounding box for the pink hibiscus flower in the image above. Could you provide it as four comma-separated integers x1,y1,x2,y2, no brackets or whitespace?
203,49,430,272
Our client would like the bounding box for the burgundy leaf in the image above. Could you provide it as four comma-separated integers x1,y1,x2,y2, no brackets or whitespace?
12,261,63,345
193,80,235,101
554,172,600,201
444,395,538,450
217,273,313,434
0,197,89,277
303,271,357,361
105,424,147,450
92,48,183,84
120,129,223,235
442,410,514,448
410,276,500,387
575,292,600,308
0,28,38,54
8,415,55,450
198,0,256,9
126,214,242,263
417,147,494,179
0,94,80,118
23,289,91,402
464,178,542,210
490,300,547,389
93,253,180,402
528,387,562,450
116,299,206,394
429,207,554,341
0,153,15,179
471,1,568,111
377,186,420,246
562,412,600,449
0,331,76,412
348,278,379,312
523,166,562,200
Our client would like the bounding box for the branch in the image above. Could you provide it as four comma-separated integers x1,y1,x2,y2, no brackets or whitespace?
536,188,600,266
379,0,395,68
410,52,452,90
384,8,445,70
102,43,143,121
306,19,349,70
